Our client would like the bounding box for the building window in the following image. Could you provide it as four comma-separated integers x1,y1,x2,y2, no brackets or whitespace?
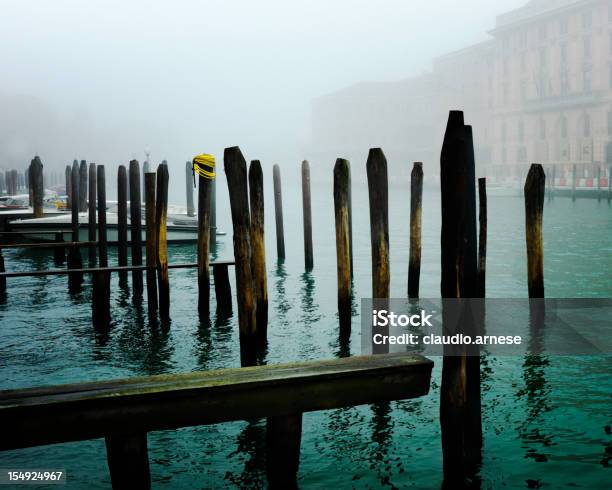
582,10,592,30
561,115,568,139
560,16,568,35
584,36,591,58
583,68,592,93
539,118,546,140
539,24,547,40
518,120,525,142
584,114,591,137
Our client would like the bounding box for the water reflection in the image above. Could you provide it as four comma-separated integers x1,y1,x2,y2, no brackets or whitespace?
226,420,267,489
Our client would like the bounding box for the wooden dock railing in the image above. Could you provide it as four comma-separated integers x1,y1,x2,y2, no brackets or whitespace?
0,353,433,489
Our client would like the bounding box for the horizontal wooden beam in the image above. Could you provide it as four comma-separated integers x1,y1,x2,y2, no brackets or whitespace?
0,260,235,278
0,241,96,250
0,353,433,450
0,230,72,235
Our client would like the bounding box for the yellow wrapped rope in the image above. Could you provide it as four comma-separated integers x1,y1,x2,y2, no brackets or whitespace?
193,154,216,181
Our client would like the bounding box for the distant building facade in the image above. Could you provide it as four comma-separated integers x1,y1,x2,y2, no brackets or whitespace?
312,0,612,180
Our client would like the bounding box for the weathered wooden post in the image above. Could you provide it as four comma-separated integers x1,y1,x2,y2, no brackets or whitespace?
249,160,268,331
210,178,217,246
477,178,487,298
155,163,170,321
79,160,87,212
572,163,577,201
266,413,302,490
129,160,143,296
525,164,545,298
65,165,72,208
25,166,32,206
30,156,44,218
366,148,389,299
105,433,150,490
88,163,97,266
186,161,195,217
407,162,423,298
225,147,257,345
117,166,129,285
53,232,65,265
144,172,158,317
213,264,232,315
194,155,214,316
272,164,285,260
334,158,351,333
93,165,111,328
439,112,481,486
68,161,82,279
301,160,313,270
347,161,353,277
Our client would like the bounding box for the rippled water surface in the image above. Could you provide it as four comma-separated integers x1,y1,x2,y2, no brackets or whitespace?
1,176,611,488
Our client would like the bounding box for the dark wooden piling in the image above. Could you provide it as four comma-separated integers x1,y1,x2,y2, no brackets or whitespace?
0,250,5,297
266,414,302,489
186,161,195,217
347,161,353,277
524,164,545,298
117,166,129,284
93,165,110,328
105,433,150,490
272,164,285,260
366,148,389,299
129,160,143,296
197,160,213,317
210,178,217,246
407,162,423,298
213,263,232,315
224,147,257,342
333,158,351,333
30,156,44,218
477,178,487,298
301,160,313,270
439,112,481,486
155,163,170,321
572,163,577,201
88,163,97,266
79,160,87,212
26,166,32,206
249,160,268,330
53,232,65,265
144,172,158,317
68,161,82,275
65,165,72,208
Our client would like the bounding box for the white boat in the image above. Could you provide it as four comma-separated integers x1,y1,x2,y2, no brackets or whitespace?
8,204,225,244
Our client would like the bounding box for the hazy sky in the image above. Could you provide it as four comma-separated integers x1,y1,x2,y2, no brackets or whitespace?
1,0,525,170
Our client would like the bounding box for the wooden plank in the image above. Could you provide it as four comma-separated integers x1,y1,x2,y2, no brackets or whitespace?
0,241,96,250
0,353,433,450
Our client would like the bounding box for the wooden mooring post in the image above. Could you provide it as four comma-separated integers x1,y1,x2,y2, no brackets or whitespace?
144,172,158,317
130,160,144,296
225,147,257,350
88,163,97,266
30,156,44,218
267,413,302,490
105,433,150,489
408,162,423,299
272,164,285,260
68,161,82,285
93,165,110,328
210,177,217,247
79,160,88,213
186,161,195,217
155,163,170,322
213,263,232,316
301,160,313,270
249,160,268,331
439,111,482,486
524,164,545,299
117,165,129,285
53,232,65,265
333,158,351,333
477,177,487,298
347,161,353,277
196,157,213,317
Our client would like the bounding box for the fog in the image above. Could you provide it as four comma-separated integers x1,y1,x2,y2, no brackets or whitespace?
1,0,524,186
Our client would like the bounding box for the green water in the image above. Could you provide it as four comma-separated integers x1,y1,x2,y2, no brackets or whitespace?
0,179,611,488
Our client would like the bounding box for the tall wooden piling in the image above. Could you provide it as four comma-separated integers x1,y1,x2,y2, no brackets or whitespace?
25,166,32,206
347,162,354,277
213,264,232,315
439,111,481,485
272,164,285,260
93,165,110,328
524,164,545,298
249,160,268,331
266,414,302,489
144,172,158,317
53,232,65,265
129,160,143,295
301,160,313,270
196,157,213,317
79,160,87,212
333,158,351,333
210,178,217,245
117,166,129,284
68,161,82,275
477,178,487,298
88,163,97,266
571,164,577,201
30,156,44,218
224,147,257,342
105,433,150,490
407,162,423,298
366,148,389,299
65,165,72,208
155,163,170,321
186,161,195,217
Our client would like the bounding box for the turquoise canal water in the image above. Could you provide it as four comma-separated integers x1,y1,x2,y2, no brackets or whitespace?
1,176,611,488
